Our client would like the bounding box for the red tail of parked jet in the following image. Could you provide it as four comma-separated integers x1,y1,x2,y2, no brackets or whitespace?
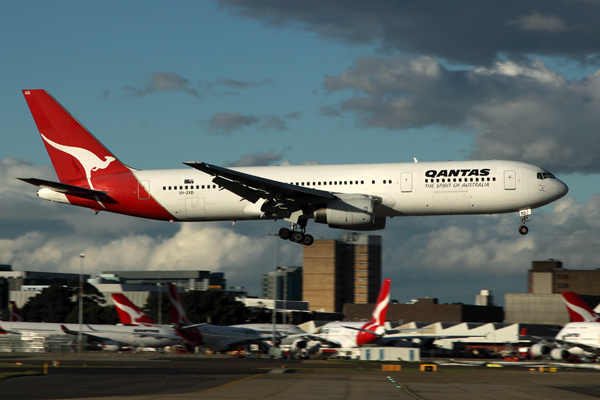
168,284,203,347
112,293,156,326
356,278,391,346
561,291,600,322
9,301,23,322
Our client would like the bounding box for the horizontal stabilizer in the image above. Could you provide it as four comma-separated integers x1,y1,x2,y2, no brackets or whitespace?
17,178,107,196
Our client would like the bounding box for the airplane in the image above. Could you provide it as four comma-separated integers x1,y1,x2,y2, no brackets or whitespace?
561,291,600,322
18,90,568,245
0,320,182,351
167,284,268,352
9,301,23,322
527,292,600,361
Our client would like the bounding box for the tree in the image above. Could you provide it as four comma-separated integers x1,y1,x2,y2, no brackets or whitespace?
181,290,250,325
21,281,110,323
142,292,170,324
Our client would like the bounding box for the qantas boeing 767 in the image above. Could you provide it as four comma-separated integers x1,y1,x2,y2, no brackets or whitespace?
18,90,568,245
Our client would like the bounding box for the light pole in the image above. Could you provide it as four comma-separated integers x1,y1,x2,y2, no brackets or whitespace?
157,282,162,325
78,253,85,354
265,233,279,351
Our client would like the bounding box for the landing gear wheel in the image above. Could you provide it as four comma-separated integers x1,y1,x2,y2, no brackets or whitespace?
291,232,305,243
518,226,529,235
278,227,292,240
303,234,314,246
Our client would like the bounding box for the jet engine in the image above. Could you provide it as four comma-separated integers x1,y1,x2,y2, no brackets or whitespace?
550,348,570,360
101,340,122,352
291,339,307,350
314,198,385,230
529,343,551,357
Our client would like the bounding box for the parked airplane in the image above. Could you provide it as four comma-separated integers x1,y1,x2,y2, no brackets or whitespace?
0,321,181,351
19,90,568,245
561,291,600,322
528,292,600,361
312,279,393,348
167,284,267,352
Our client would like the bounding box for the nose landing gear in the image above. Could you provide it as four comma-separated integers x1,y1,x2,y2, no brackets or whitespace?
518,209,532,235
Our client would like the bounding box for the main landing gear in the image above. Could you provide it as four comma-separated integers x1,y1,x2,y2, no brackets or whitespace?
278,226,314,246
518,209,532,235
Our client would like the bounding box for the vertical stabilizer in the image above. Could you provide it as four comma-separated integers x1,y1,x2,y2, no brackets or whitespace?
112,293,156,326
561,291,600,322
9,301,23,322
22,90,130,186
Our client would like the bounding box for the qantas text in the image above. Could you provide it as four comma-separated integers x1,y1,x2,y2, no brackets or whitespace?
425,169,490,178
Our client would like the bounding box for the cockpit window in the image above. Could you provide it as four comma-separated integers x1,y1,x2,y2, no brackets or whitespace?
537,172,557,180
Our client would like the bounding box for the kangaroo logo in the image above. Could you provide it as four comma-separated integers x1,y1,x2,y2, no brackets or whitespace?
114,301,148,325
41,134,115,190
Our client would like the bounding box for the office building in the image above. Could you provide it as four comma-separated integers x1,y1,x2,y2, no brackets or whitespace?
261,266,302,301
303,234,381,313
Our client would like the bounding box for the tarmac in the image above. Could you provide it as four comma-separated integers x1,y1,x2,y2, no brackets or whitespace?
0,353,599,400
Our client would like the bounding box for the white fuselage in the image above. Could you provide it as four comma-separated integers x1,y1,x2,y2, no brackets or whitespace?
0,321,181,348
317,321,369,348
555,322,600,356
197,325,264,352
130,160,567,222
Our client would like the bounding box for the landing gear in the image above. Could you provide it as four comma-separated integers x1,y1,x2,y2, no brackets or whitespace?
278,227,292,240
278,226,314,246
518,209,532,235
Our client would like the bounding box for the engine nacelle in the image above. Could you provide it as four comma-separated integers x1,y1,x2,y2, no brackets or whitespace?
101,340,122,352
314,198,384,230
550,348,570,360
292,339,307,350
529,343,550,357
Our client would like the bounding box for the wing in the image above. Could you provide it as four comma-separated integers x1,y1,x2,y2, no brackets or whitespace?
184,162,341,221
18,178,108,197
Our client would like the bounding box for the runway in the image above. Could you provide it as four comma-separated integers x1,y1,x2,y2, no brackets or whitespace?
1,354,599,400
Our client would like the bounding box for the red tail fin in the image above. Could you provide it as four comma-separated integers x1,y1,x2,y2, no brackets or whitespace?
168,284,190,325
561,291,600,322
9,301,23,322
520,328,527,336
369,278,391,326
22,90,130,187
112,293,156,325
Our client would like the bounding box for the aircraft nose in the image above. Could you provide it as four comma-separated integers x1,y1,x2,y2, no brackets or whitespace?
557,179,569,198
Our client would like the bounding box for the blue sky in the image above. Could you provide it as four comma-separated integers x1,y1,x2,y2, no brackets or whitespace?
3,1,600,306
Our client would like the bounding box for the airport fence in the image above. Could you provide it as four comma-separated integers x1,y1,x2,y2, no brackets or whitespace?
0,333,77,353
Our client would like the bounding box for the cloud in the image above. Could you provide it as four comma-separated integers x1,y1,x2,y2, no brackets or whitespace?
226,151,285,167
124,72,200,98
507,11,568,33
216,1,600,65
206,112,259,134
321,55,600,174
211,78,274,89
205,111,300,135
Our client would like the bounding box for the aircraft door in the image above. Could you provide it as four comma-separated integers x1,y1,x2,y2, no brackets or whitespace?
401,172,413,192
138,180,150,200
504,170,516,190
186,198,206,219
